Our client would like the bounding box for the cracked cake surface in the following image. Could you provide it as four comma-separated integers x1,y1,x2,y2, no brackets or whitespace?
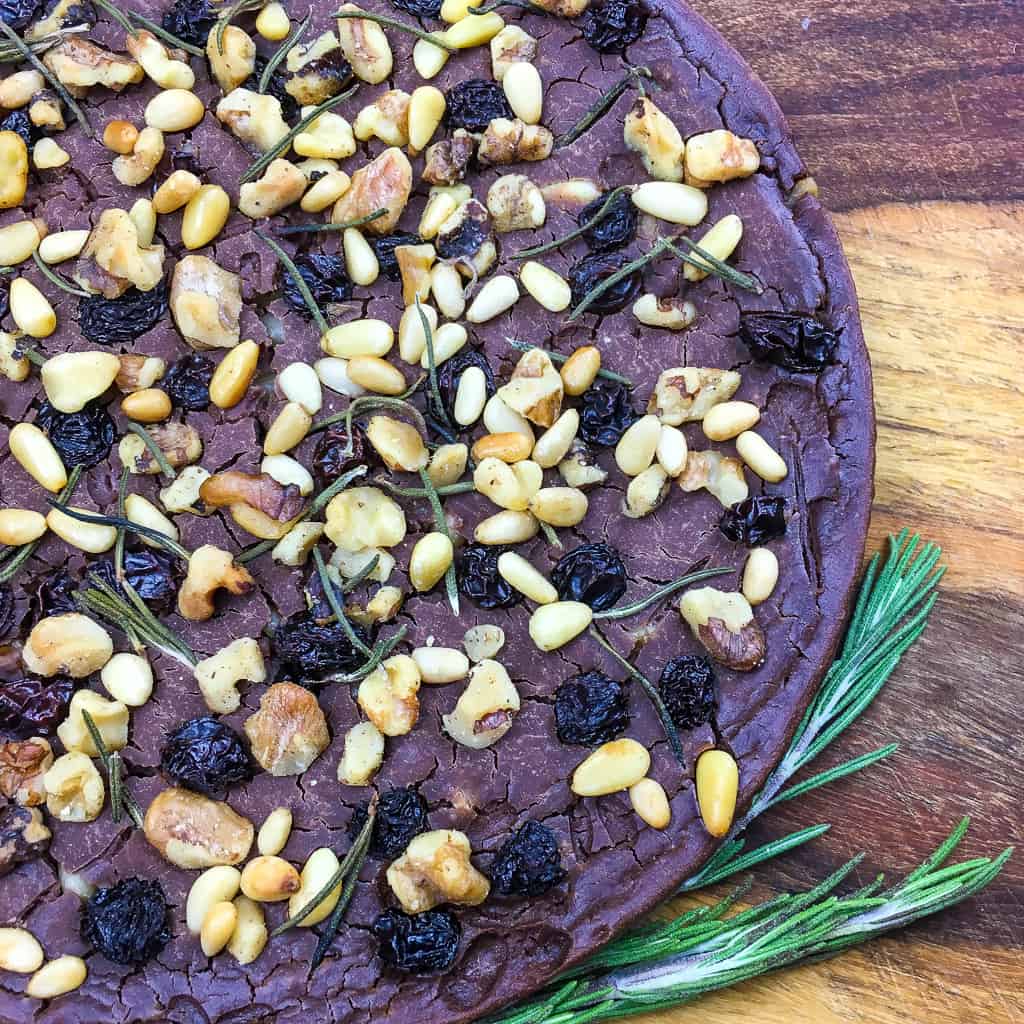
0,0,874,1021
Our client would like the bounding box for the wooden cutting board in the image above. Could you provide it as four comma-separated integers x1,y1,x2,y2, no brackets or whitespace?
639,2,1024,1021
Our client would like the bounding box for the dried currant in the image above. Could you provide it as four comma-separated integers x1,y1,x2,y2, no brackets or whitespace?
577,381,637,448
313,421,372,484
36,569,77,617
0,0,42,32
390,0,441,16
161,0,217,49
554,671,630,746
489,821,566,898
659,655,717,730
282,253,353,317
0,675,75,739
373,908,460,974
160,716,255,796
551,543,627,611
719,495,787,546
81,878,171,966
444,79,513,133
0,586,13,639
457,544,521,611
348,786,429,860
578,0,648,54
272,610,370,681
162,353,214,411
0,109,34,147
35,400,115,470
78,280,170,346
568,252,642,315
0,803,50,877
578,189,638,253
738,312,840,373
89,551,181,614
434,348,495,423
371,232,424,281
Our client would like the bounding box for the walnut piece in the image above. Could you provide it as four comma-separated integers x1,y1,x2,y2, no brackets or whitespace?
193,637,267,714
490,25,537,81
436,199,497,278
23,614,113,679
44,752,104,823
285,31,350,105
487,174,545,233
144,787,254,869
244,682,330,776
239,158,307,220
648,367,741,425
0,803,51,877
0,739,53,807
331,147,411,235
677,450,749,507
442,659,520,750
170,254,243,351
325,486,407,552
497,347,564,428
477,118,553,165
73,208,165,299
386,830,490,914
119,422,203,475
679,587,766,671
199,471,305,522
421,130,475,186
43,38,143,94
216,88,291,152
356,654,421,737
623,96,686,182
179,545,256,622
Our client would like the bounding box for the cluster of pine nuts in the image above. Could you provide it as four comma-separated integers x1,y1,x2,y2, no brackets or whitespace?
0,927,87,999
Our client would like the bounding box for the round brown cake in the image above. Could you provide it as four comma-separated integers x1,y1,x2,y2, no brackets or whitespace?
0,0,874,1021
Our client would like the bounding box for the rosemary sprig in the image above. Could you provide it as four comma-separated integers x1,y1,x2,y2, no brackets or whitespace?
259,12,311,94
555,67,652,149
45,501,192,562
126,422,176,479
309,389,427,438
567,237,673,322
215,0,263,53
339,553,380,593
416,295,449,428
333,10,457,51
0,25,87,63
31,251,91,297
514,186,632,259
0,465,81,583
275,208,388,236
417,468,460,616
374,478,475,499
113,467,130,580
592,566,732,620
506,340,634,388
81,709,144,828
312,547,372,658
664,237,762,294
470,0,548,14
327,624,408,684
538,521,563,549
91,0,205,56
255,229,328,334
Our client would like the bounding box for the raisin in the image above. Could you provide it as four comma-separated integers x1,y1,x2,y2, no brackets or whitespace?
0,586,13,639
161,0,216,49
0,109,34,146
89,550,181,614
658,655,716,730
457,544,521,611
568,252,642,315
550,542,627,611
577,381,637,447
434,348,495,423
578,0,647,54
719,495,787,546
36,569,77,617
738,312,840,373
162,353,214,411
160,716,255,796
313,421,373,484
170,139,200,174
0,802,50,877
373,908,460,973
348,787,429,860
0,675,74,739
578,189,638,253
371,232,423,281
282,253,353,316
35,399,115,470
272,610,370,681
554,671,629,746
390,0,441,15
435,201,493,267
244,57,301,122
0,276,9,322
489,821,566,897
0,0,42,32
78,280,169,346
81,878,171,966
444,79,513,133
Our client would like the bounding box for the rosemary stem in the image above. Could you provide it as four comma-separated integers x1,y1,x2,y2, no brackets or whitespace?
664,238,763,294
312,548,372,658
275,208,388,236
374,479,475,499
255,229,329,334
418,468,460,616
0,465,81,583
327,625,408,684
567,237,672,322
514,186,632,259
31,251,92,297
20,345,46,367
81,710,144,828
46,501,192,562
309,391,427,438
126,422,176,479
416,295,449,428
259,12,311,94
539,521,563,549
555,67,652,149
114,467,130,581
471,0,548,14
333,10,456,52
592,566,733,620
339,554,380,593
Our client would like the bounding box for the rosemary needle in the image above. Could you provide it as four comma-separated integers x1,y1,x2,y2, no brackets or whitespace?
416,295,449,428
275,208,389,236
514,185,632,259
126,422,177,479
566,237,673,322
31,251,92,297
592,566,733,620
312,547,372,658
418,468,460,616
555,67,652,149
471,0,549,14
255,229,328,334
81,709,144,828
259,12,312,94
46,502,192,562
333,10,457,52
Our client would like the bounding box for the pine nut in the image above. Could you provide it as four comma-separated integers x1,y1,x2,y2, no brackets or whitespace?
240,855,301,902
631,181,708,225
497,551,557,604
474,509,538,545
343,227,380,285
315,356,365,397
338,721,385,786
483,393,534,442
398,302,435,364
129,198,157,246
412,37,449,79
38,228,88,264
419,191,458,240
257,806,293,856
695,749,739,837
532,409,579,469
685,129,760,185
655,424,688,477
0,509,46,546
0,927,44,973
0,69,43,107
528,601,592,651
46,506,117,553
443,10,504,47
571,738,650,797
409,531,454,591
702,400,760,441
427,443,468,487
682,214,743,282
347,355,406,395
475,456,527,510
629,778,671,829
9,423,66,492
449,365,486,426
186,866,242,934
227,896,267,965
440,0,481,20
466,274,519,324
10,277,55,337
0,219,43,265
0,130,27,207
430,262,466,319
103,119,138,154
33,138,69,169
519,260,570,312
560,346,601,396
256,1,291,40
152,169,202,214
502,61,542,124
614,414,661,477
420,322,467,367
25,955,87,999
146,89,205,132
263,401,312,455
121,387,172,422
301,170,350,213
262,454,314,495
742,547,779,605
513,460,543,501
321,320,394,361
412,646,469,684
125,492,179,547
210,339,260,409
632,293,696,330
277,360,323,415
736,430,788,482
472,431,532,464
288,848,342,925
408,85,446,153
101,651,154,706
463,623,505,662
623,464,670,519
181,184,230,250
529,486,588,526
200,900,238,956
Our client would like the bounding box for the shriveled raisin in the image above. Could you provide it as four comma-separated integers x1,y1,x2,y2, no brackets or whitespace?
390,0,441,16
0,109,34,146
738,312,840,373
489,821,566,897
282,253,353,317
578,189,638,253
568,252,642,315
659,655,716,730
457,544,521,611
161,0,216,49
0,0,42,32
434,348,495,423
272,610,370,681
577,381,636,447
348,786,428,860
36,569,77,617
551,543,627,611
374,908,460,973
162,353,214,411
719,495,787,546
160,716,255,796
35,400,115,470
578,0,648,54
89,551,181,614
79,280,169,346
372,232,423,281
554,671,629,746
445,79,512,133
313,422,373,484
0,675,75,739
81,878,171,966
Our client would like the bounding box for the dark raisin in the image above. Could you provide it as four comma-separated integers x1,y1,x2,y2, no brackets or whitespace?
0,586,13,639
78,279,169,346
0,276,9,322
489,821,566,897
434,348,495,423
81,878,171,966
578,0,647,54
35,399,115,470
161,0,216,49
444,79,513,133
282,253,353,316
550,543,627,611
313,421,373,484
89,550,181,614
738,312,840,373
348,787,429,860
577,381,637,447
170,139,200,174
0,109,34,146
457,544,521,610
554,671,630,746
0,675,74,739
0,802,51,877
658,655,716,730
160,716,255,795
36,569,77,617
568,252,642,315
244,56,300,122
162,353,214,411
719,495,787,546
371,232,423,281
390,0,441,16
0,0,42,32
272,610,370,681
373,908,460,973
578,189,638,253
435,200,494,268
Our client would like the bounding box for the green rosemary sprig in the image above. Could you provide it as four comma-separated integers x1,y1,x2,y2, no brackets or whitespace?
309,389,427,438
538,521,563,549
374,478,475,499
255,229,328,334
416,295,449,428
0,25,87,63
125,422,176,479
555,67,652,149
417,468,460,616
566,236,673,322
506,340,634,388
470,0,548,15
113,467,130,581
275,208,388,236
215,0,263,53
312,547,372,658
31,251,91,297
514,186,632,260
333,10,457,51
664,237,762,294
592,566,732,620
338,554,380,594
259,12,311,94
0,465,81,583
327,624,408,684
91,0,205,56
81,709,144,828
46,501,192,561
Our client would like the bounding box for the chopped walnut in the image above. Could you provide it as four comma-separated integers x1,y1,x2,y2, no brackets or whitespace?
239,158,307,219
118,422,202,476
529,0,589,13
285,31,351,105
497,348,564,428
116,354,166,392
685,129,760,187
0,803,51,877
44,752,105,823
623,96,686,182
477,118,553,166
144,787,254,868
200,471,305,522
386,830,490,914
356,655,421,737
442,660,520,750
244,682,330,776
648,367,741,425
679,587,766,671
490,25,537,81
216,88,291,152
422,130,475,186
331,147,412,236
42,38,143,95
0,739,53,807
487,174,545,233
193,637,267,714
336,3,393,85
73,209,165,299
178,545,255,621
677,450,749,507
170,254,243,350
206,23,256,94
28,91,64,131
353,89,411,148
325,486,407,552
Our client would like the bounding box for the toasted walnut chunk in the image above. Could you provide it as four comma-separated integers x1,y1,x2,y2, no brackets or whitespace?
337,4,393,84
0,739,53,807
490,25,537,81
442,659,520,750
244,682,330,776
179,545,256,621
497,347,564,428
116,354,166,392
386,830,490,913
44,752,104,823
337,721,385,786
357,655,421,737
200,471,305,522
43,38,143,94
677,450,749,507
74,209,165,298
239,159,307,219
487,174,545,233
679,587,766,671
125,29,194,90
331,147,411,235
160,465,212,514
23,614,113,679
353,89,411,147
422,130,475,186
477,118,553,165
28,90,64,130
171,254,243,350
285,31,351,105
216,88,291,152
325,486,407,551
207,24,256,93
56,690,129,756
0,331,30,382
685,129,760,187
624,97,686,182
144,787,254,868
119,422,203,475
0,804,50,876
648,367,741,425
193,637,267,714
